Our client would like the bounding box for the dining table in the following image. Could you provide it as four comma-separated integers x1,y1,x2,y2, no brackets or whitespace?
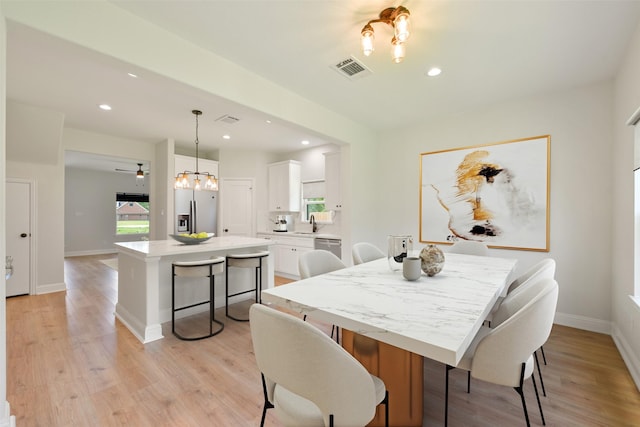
260,252,517,426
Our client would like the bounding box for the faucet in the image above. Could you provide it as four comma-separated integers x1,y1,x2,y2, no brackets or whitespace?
310,214,317,233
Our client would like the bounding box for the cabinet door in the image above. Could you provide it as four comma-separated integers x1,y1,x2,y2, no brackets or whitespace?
268,161,301,212
268,164,287,211
324,152,342,210
274,244,312,278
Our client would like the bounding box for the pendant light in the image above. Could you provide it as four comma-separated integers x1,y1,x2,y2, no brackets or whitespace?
174,110,219,191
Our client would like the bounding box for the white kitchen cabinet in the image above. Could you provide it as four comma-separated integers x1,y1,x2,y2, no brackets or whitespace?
257,233,313,279
268,160,301,212
174,154,218,188
323,152,342,211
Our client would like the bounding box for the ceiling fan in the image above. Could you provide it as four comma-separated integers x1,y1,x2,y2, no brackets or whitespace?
115,163,149,179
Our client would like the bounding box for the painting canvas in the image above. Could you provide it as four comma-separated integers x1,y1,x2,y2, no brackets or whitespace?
420,135,550,251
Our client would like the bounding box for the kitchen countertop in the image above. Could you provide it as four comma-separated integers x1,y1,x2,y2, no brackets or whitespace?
115,235,274,258
257,231,341,240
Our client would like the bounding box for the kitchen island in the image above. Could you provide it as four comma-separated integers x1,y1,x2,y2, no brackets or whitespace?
115,236,274,343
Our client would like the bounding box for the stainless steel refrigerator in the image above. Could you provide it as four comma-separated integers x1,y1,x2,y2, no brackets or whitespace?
175,189,218,235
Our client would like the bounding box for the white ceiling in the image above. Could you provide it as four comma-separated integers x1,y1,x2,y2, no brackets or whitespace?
6,1,640,171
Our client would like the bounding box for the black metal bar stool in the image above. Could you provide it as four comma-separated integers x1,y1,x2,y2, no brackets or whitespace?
225,251,270,321
172,257,225,340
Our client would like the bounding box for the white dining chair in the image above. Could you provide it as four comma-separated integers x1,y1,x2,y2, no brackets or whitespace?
299,249,346,279
352,242,386,265
250,304,389,427
507,258,556,295
448,240,489,256
298,250,346,341
445,278,558,427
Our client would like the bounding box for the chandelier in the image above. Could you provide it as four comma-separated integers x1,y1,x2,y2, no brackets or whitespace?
174,110,219,191
360,6,411,63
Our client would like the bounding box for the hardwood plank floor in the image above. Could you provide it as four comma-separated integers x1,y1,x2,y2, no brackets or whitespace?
6,255,640,426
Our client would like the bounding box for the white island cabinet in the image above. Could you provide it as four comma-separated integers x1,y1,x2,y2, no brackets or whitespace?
115,236,274,343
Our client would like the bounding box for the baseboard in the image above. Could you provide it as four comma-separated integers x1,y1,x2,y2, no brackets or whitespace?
36,282,66,295
114,303,163,344
0,402,15,427
554,311,612,335
65,249,118,257
611,323,640,392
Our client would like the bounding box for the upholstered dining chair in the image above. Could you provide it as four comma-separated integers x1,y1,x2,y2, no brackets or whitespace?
448,240,489,256
250,304,389,427
445,278,558,427
298,250,346,341
299,249,346,279
506,258,556,295
352,242,385,265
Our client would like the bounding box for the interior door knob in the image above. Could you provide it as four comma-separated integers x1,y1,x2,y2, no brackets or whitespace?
20,233,28,238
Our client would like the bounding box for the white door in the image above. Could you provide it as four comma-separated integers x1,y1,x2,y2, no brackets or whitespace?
6,180,32,297
219,178,254,236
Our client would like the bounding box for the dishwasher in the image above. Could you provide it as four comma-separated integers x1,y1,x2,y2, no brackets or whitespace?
314,237,342,258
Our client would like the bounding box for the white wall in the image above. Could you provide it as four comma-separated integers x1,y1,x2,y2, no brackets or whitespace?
0,4,12,424
378,81,614,332
64,168,150,256
612,19,640,388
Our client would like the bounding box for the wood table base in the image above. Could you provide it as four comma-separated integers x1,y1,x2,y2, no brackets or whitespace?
342,330,423,427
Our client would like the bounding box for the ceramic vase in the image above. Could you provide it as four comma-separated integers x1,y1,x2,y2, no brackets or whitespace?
419,244,445,276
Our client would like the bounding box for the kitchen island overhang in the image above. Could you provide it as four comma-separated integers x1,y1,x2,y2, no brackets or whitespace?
115,236,275,343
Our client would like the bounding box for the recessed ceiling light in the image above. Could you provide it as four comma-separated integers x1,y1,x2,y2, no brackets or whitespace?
222,135,231,140
265,120,272,124
99,104,112,111
301,140,310,145
127,72,138,78
427,67,442,77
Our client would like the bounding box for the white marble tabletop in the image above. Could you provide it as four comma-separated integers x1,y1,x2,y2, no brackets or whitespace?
261,253,517,366
115,235,274,258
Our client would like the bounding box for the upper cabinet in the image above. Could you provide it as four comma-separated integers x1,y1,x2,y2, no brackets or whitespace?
323,152,342,211
268,160,301,212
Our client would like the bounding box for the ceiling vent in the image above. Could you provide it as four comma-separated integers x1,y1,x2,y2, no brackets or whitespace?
215,114,240,124
332,56,372,80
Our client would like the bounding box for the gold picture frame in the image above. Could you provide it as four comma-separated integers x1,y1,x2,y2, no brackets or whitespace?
420,135,550,251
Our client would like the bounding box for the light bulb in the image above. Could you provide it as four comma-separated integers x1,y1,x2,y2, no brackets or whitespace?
391,38,406,63
361,26,375,56
394,12,410,42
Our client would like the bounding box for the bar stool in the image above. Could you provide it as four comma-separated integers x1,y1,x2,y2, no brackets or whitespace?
225,251,270,321
172,257,225,340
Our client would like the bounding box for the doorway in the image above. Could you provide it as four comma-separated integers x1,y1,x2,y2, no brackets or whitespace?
6,179,35,296
219,178,254,236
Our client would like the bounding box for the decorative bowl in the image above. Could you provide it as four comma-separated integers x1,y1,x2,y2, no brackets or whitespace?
169,233,214,245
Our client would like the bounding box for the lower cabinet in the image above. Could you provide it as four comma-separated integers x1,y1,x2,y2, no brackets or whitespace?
257,234,314,279
274,244,312,278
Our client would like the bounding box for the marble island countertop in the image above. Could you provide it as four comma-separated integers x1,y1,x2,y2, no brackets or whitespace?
115,235,274,258
257,230,341,240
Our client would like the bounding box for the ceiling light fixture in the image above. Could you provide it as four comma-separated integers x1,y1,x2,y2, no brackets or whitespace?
222,134,231,140
99,104,112,111
361,6,411,63
174,110,219,191
301,140,310,145
136,163,145,179
427,67,442,77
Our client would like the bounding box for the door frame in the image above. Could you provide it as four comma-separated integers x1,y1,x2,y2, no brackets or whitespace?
6,178,37,295
219,177,256,237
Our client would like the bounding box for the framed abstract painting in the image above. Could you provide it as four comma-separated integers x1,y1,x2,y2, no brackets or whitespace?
420,135,550,251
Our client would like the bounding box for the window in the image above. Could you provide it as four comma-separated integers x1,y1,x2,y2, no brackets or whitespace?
116,193,149,235
304,197,325,221
301,180,331,222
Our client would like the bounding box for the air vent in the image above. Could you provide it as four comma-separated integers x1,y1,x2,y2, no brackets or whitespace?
332,56,372,80
215,114,240,124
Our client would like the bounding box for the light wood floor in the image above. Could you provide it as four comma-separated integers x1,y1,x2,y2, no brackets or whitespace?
6,255,640,426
